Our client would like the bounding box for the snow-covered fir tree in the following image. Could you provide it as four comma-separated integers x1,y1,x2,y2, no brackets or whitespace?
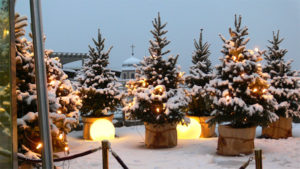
76,29,122,117
15,14,81,154
123,13,188,124
186,29,214,116
207,15,278,128
263,31,300,118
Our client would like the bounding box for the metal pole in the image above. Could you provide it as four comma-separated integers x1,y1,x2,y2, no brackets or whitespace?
29,0,53,168
9,0,18,168
102,140,109,169
255,149,263,169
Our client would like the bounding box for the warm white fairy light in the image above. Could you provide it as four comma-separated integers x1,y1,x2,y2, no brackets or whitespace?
64,146,69,151
58,133,63,140
36,143,42,150
262,88,267,93
254,48,259,52
57,110,62,114
253,88,258,93
49,80,55,86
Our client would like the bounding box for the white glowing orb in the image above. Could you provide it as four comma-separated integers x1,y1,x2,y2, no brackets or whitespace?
90,119,115,141
177,118,201,139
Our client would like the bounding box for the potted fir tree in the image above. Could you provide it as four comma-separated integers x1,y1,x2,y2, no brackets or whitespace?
208,15,278,156
76,29,122,140
262,31,300,139
185,29,216,138
124,13,188,148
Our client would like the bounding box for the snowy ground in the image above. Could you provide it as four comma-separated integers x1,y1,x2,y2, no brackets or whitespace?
55,124,300,169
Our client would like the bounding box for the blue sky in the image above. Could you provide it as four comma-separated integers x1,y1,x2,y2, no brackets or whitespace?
16,0,300,72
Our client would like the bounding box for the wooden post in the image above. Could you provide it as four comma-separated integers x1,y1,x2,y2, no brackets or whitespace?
255,149,262,169
102,140,109,169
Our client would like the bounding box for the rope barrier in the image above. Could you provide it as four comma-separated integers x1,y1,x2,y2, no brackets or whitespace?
18,146,102,163
109,148,129,169
239,157,253,169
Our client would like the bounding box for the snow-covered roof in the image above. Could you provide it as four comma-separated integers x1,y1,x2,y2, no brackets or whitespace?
63,60,84,70
122,56,140,66
122,56,141,71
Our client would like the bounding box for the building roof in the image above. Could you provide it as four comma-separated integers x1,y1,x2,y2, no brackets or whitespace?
122,56,141,71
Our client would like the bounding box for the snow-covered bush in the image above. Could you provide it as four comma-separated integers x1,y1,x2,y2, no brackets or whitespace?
263,31,300,118
76,29,122,117
123,13,189,124
207,15,278,128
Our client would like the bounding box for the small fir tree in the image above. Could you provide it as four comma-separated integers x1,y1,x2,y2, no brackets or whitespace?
76,29,122,117
263,31,300,118
123,13,188,124
186,29,214,116
208,15,278,128
15,14,81,154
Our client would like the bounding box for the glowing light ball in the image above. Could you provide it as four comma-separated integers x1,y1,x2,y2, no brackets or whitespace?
177,118,201,139
90,119,115,141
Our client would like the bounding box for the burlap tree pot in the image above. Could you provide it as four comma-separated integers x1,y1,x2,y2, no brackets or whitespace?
144,123,177,148
262,117,292,139
217,125,256,156
82,114,114,140
187,115,216,138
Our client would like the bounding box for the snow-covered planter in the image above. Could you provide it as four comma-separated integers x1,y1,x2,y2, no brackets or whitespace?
218,125,256,156
145,122,177,148
187,115,216,138
82,114,114,140
262,117,292,139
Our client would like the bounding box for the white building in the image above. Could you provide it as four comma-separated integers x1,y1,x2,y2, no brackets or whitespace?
119,56,141,86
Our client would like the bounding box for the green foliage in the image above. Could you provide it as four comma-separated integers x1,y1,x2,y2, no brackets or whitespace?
186,29,214,116
208,15,277,128
124,13,188,124
263,31,300,118
77,29,122,117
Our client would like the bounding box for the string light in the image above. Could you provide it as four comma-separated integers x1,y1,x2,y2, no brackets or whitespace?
254,48,259,52
232,56,237,61
241,73,245,77
49,80,55,86
262,89,267,93
226,95,230,102
178,72,184,78
248,50,254,55
58,134,63,140
36,143,42,150
156,107,160,113
57,110,62,114
64,146,69,152
253,88,258,93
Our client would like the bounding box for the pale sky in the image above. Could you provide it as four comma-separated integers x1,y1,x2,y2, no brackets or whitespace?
16,0,300,72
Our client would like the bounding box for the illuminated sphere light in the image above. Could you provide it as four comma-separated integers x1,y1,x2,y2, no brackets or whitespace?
90,119,115,141
177,118,201,139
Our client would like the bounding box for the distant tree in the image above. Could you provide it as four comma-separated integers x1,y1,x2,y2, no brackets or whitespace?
263,31,300,118
186,29,214,116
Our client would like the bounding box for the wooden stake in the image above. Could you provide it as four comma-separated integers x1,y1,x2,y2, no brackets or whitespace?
102,140,109,169
255,149,262,169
